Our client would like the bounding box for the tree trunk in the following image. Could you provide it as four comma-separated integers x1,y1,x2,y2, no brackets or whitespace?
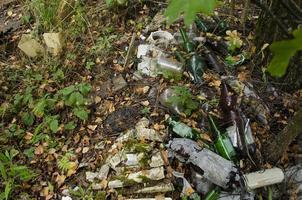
255,0,302,163
255,0,302,91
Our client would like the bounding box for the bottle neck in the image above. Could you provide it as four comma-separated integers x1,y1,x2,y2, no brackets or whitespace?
208,115,222,138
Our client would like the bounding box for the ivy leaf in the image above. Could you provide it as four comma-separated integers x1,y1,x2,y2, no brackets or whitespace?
22,112,35,126
78,83,91,96
65,92,84,107
59,85,76,96
33,99,47,118
64,121,76,130
165,0,218,26
73,108,88,121
268,29,302,77
49,119,59,133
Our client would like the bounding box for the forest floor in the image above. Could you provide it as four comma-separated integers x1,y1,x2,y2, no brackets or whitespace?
1,0,302,199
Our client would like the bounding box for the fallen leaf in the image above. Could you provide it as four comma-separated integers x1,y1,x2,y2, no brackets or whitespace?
35,145,44,155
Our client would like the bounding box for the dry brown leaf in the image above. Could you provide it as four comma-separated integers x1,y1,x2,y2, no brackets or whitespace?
35,145,44,155
24,132,33,140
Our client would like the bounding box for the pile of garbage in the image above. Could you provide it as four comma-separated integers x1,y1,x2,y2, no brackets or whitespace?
76,17,301,199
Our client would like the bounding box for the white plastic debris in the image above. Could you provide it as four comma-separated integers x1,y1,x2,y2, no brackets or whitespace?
18,34,44,57
147,30,175,45
173,171,196,197
43,32,64,55
168,138,239,189
134,182,174,193
243,167,285,190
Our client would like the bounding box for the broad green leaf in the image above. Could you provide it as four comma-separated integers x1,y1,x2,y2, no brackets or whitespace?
49,119,59,133
165,0,218,26
73,108,88,120
78,83,91,96
22,112,35,126
59,85,76,96
24,148,35,159
65,121,76,130
33,99,47,118
66,92,84,107
268,29,302,77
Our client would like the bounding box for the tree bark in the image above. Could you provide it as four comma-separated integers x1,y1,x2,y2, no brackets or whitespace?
255,0,302,163
255,0,302,91
264,109,302,163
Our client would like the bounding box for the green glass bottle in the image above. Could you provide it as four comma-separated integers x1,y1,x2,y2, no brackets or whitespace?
168,118,201,140
203,187,221,200
179,27,195,53
195,17,208,32
208,115,237,162
179,27,206,84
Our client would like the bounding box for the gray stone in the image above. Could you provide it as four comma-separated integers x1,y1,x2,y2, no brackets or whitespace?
112,75,127,92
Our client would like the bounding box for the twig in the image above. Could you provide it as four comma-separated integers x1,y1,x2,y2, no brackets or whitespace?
123,33,136,68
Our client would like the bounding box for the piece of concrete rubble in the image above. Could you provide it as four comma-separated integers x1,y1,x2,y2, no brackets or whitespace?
107,151,126,170
128,166,165,182
124,154,139,166
149,151,164,167
18,34,44,57
134,182,174,194
43,32,64,56
97,164,110,180
135,118,163,142
108,167,165,189
86,171,98,182
219,191,255,200
108,180,124,188
112,74,127,92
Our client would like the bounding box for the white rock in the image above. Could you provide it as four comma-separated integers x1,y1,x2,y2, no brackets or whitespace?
43,32,63,55
18,34,44,57
124,154,139,166
136,127,163,142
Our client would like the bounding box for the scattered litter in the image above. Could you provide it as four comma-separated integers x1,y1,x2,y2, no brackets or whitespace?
134,182,174,194
159,88,185,115
243,168,285,190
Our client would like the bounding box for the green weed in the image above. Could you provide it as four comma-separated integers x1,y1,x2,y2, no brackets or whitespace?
167,86,198,116
0,149,36,200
